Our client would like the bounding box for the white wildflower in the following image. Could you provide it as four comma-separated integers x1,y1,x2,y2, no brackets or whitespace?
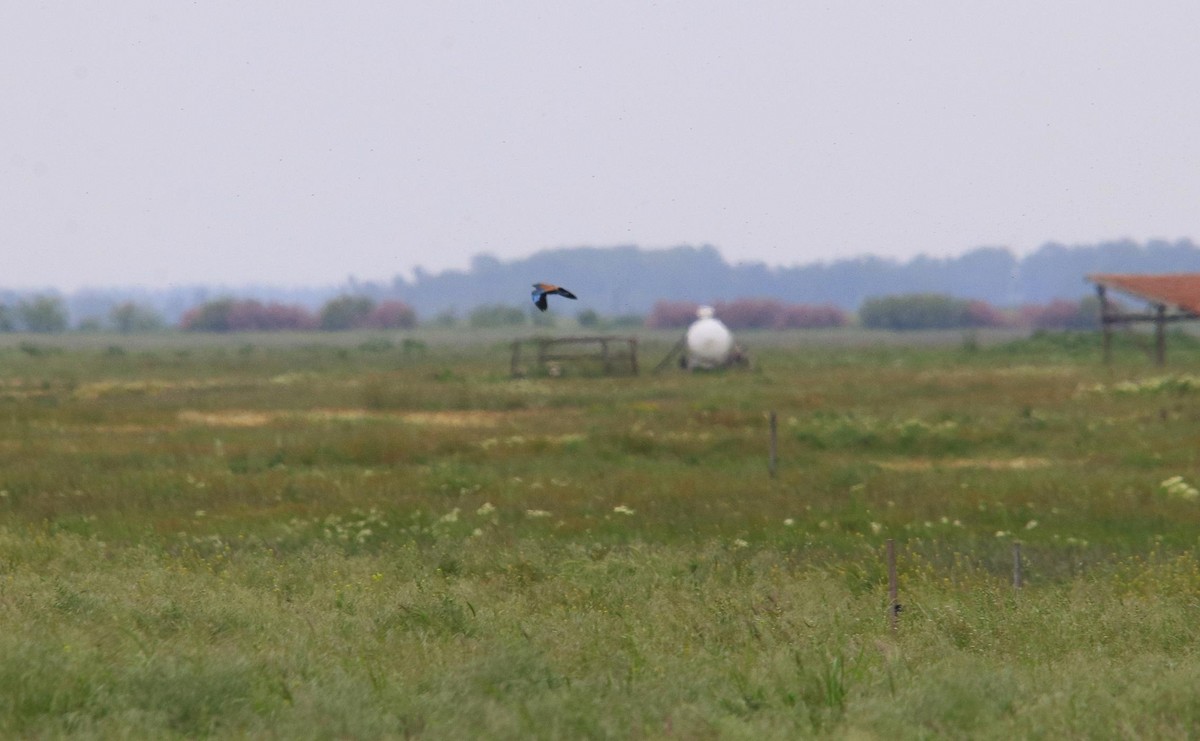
1161,475,1200,501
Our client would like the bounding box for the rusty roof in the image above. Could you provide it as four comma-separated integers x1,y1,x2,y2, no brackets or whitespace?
1088,273,1200,315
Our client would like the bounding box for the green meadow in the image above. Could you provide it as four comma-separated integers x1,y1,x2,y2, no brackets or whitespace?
2,329,1200,738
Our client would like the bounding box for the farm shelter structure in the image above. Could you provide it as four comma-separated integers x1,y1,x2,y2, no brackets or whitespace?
1088,273,1200,366
510,335,639,378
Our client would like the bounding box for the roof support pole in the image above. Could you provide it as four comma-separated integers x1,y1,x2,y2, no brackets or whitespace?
1155,303,1167,367
1097,284,1112,365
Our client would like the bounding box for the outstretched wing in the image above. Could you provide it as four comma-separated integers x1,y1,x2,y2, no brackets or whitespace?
531,282,574,310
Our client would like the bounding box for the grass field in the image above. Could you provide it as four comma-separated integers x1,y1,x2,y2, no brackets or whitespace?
2,328,1200,738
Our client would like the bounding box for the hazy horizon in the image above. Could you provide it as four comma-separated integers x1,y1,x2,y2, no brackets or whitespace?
2,239,1184,295
6,2,1199,291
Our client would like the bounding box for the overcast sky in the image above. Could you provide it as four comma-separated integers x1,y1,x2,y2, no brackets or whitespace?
4,2,1199,290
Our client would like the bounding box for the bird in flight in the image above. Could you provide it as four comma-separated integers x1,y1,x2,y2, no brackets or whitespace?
531,283,578,312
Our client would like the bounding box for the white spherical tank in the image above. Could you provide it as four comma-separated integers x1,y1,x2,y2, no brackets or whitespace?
685,307,734,368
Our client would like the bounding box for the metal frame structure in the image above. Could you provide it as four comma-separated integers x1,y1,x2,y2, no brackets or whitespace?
1089,273,1200,365
510,335,639,378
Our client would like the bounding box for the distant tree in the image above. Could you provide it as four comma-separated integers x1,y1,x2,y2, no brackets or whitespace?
859,293,1005,330
180,298,316,331
0,304,14,332
962,300,1012,328
608,314,645,328
712,298,783,329
1018,297,1102,330
17,295,68,333
468,304,526,328
319,295,375,330
236,301,316,331
645,300,700,329
110,301,165,333
773,303,849,329
180,298,235,331
364,300,417,329
577,308,600,328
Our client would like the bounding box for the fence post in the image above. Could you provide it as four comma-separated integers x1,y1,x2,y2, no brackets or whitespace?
768,410,778,478
887,539,899,632
1012,542,1023,590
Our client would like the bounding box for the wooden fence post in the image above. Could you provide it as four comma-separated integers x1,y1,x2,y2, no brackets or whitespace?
1013,542,1023,590
768,410,778,478
887,539,899,632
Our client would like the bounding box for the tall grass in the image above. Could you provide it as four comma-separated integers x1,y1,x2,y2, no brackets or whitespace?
2,329,1200,737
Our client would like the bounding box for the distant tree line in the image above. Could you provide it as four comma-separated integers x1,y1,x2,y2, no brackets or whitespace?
0,296,71,333
646,299,849,330
3,239,1190,331
858,295,1001,331
644,295,1101,331
0,290,1110,334
0,295,415,334
375,239,1200,318
178,296,416,332
856,294,1101,331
